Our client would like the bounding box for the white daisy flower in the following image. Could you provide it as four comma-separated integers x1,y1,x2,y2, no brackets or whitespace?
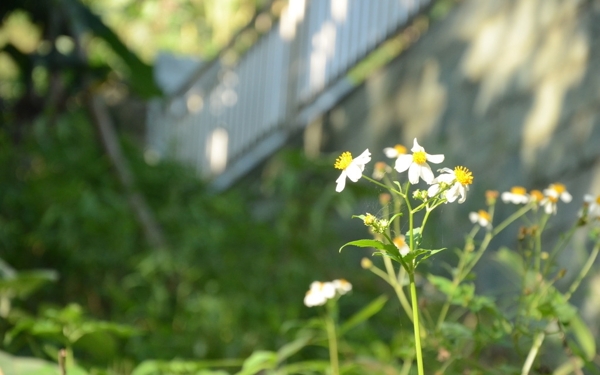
501,186,529,204
393,235,410,257
334,149,371,192
583,194,600,219
394,138,444,184
469,210,492,228
303,281,336,307
541,183,572,215
427,166,474,204
383,144,407,159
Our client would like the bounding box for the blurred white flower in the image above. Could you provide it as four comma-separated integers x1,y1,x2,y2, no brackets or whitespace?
383,144,407,159
541,183,572,215
304,279,352,307
501,186,529,204
469,210,492,228
393,235,410,257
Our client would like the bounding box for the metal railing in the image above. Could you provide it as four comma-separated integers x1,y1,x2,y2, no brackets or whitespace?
147,0,431,190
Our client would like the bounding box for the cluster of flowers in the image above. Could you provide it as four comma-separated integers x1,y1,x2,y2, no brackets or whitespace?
303,279,353,307
334,138,473,204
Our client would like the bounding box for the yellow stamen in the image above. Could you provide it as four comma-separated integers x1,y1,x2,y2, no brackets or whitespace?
548,196,558,203
334,152,353,170
550,183,567,193
454,166,473,185
394,144,407,154
478,210,491,222
413,151,427,164
529,190,543,202
511,186,527,195
596,195,600,204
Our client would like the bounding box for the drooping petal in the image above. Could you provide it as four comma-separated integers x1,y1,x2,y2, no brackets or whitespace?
427,153,445,164
457,185,468,204
445,183,460,202
408,164,421,184
427,184,440,197
419,163,435,184
335,171,347,192
394,154,413,173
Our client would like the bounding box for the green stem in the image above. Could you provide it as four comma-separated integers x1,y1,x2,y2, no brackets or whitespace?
534,214,550,274
382,256,413,321
521,331,545,375
565,241,600,301
325,308,339,375
363,175,403,196
409,272,424,375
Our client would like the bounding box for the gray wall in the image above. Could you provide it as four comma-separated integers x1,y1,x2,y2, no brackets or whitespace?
307,0,600,337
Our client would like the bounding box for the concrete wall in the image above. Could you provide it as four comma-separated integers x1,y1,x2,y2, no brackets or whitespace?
310,0,600,336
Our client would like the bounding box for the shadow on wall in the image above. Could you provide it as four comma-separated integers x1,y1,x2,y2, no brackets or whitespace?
313,0,600,338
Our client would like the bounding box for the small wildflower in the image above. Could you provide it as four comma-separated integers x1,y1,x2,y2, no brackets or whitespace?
413,189,429,201
334,149,371,192
485,190,499,205
303,280,351,307
501,186,529,204
383,144,407,159
427,166,474,204
583,194,600,219
394,138,444,184
372,161,391,180
393,235,410,257
469,210,492,228
541,183,572,215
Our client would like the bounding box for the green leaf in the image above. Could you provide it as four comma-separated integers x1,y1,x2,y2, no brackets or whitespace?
279,360,330,374
235,351,278,375
0,270,58,299
405,227,422,247
339,295,388,335
414,248,446,267
276,334,313,363
568,313,596,361
340,240,403,263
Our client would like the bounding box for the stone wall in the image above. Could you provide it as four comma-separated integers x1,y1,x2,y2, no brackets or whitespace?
312,0,600,337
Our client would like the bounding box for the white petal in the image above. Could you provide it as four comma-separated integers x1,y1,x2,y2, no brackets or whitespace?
394,154,413,173
436,173,455,184
428,184,440,197
457,185,467,204
408,164,420,184
445,183,460,202
426,153,445,164
561,192,572,203
411,138,423,152
383,148,398,158
501,192,512,203
335,171,347,192
354,149,372,165
584,194,594,203
420,163,434,184
469,212,478,223
345,164,363,182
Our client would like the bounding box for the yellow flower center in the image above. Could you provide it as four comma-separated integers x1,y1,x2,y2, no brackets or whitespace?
478,210,491,222
454,166,473,185
394,144,407,154
596,195,600,204
393,236,407,248
334,152,353,170
511,186,527,195
529,190,544,202
413,151,427,165
548,196,558,203
550,183,566,194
